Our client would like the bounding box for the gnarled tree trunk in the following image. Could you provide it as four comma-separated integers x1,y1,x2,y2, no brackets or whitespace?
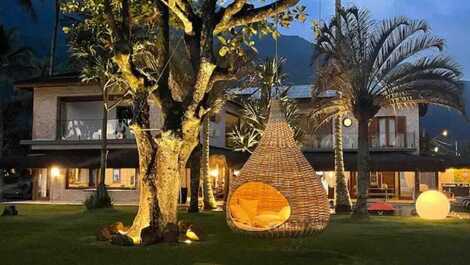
334,115,352,213
125,91,157,243
352,113,370,219
202,116,217,210
125,91,199,244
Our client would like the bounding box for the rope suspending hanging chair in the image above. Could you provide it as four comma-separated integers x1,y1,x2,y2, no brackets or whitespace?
226,100,330,238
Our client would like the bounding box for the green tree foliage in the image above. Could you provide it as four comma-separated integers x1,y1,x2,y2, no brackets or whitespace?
228,57,303,153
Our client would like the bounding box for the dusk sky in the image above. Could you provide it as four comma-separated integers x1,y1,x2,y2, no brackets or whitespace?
1,1,469,78
281,0,470,78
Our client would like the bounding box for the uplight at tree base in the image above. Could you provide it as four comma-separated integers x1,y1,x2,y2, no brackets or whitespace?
415,190,450,220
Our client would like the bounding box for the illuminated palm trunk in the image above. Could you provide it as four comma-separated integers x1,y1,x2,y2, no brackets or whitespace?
188,144,202,213
334,115,352,213
352,113,370,218
202,117,217,210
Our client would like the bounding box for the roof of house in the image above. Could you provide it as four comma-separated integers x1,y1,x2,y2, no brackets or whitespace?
15,73,85,89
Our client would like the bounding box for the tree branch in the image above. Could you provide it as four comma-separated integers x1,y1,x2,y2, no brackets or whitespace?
121,0,131,43
164,0,195,35
216,0,246,27
103,0,120,42
214,0,299,34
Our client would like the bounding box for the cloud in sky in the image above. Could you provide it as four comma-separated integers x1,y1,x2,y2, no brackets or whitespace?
280,0,470,78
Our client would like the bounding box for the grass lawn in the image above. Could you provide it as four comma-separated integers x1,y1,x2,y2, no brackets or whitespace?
1,205,470,265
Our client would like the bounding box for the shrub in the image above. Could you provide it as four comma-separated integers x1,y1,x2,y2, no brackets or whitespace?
84,184,112,210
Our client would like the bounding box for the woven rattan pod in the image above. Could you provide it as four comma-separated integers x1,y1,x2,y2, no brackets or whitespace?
226,100,330,238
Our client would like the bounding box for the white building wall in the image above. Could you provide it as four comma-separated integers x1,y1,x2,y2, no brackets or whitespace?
330,106,420,153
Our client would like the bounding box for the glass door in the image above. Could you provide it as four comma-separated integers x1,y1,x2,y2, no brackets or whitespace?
378,117,396,147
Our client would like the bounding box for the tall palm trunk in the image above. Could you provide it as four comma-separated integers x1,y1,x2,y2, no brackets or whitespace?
352,113,370,218
49,0,59,76
332,0,352,213
202,116,217,210
334,115,352,213
188,143,202,213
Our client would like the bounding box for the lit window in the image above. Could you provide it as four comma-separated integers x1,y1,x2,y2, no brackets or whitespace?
112,169,121,183
105,168,137,189
66,168,93,189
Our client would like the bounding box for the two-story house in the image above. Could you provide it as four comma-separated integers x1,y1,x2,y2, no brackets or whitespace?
9,73,242,204
5,75,451,204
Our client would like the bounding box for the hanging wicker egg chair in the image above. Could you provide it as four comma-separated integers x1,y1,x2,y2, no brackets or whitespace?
226,100,330,238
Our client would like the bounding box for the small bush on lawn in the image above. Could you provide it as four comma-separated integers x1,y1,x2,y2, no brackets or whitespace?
85,184,112,210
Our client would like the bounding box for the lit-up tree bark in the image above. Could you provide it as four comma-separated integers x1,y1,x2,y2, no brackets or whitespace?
202,116,217,209
63,0,304,245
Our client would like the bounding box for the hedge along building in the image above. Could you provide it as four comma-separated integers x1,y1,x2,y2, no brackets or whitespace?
0,76,459,204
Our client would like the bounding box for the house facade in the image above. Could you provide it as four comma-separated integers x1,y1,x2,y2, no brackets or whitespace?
5,76,461,204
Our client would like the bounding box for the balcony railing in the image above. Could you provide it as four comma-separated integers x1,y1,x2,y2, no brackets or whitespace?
302,132,416,151
60,119,134,141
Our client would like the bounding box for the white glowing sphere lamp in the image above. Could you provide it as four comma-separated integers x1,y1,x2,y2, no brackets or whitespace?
416,190,450,220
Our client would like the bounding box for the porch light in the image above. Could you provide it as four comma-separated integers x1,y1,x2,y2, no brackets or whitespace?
416,190,450,220
50,167,61,178
343,118,352,127
442,129,448,137
233,169,241,176
433,147,439,153
209,168,219,178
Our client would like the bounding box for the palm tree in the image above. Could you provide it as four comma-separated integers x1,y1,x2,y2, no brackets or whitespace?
313,7,465,219
228,57,303,152
331,0,352,213
201,116,217,210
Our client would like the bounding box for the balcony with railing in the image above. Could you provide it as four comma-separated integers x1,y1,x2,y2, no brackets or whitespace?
60,119,135,141
302,132,417,151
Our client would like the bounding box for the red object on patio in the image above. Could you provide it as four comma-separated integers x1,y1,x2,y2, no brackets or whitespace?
368,202,396,215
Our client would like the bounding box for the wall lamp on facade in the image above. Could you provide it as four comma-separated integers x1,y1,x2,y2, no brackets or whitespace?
209,168,219,178
343,118,352,128
442,129,448,137
50,167,61,178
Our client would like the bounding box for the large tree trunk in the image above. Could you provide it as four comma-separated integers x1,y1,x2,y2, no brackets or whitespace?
202,117,217,210
352,113,370,219
125,91,201,244
334,115,352,213
188,143,202,213
125,92,158,243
